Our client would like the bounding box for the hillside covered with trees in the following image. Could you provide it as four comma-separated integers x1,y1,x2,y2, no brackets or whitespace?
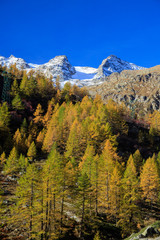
1,64,160,240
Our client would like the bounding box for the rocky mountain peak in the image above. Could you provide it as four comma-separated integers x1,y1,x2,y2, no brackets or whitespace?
0,55,30,69
9,55,16,59
93,55,145,80
49,55,68,62
36,55,76,81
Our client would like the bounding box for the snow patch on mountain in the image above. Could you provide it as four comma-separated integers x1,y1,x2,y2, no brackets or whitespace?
72,66,97,80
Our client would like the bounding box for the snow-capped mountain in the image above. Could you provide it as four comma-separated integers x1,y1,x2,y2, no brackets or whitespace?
93,55,145,79
0,55,30,69
36,55,76,80
0,54,145,87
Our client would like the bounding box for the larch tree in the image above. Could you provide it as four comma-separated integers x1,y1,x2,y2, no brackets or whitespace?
133,149,143,175
12,94,24,110
20,118,28,135
10,164,39,239
0,152,6,167
109,164,122,223
79,144,95,214
93,231,101,240
118,155,140,236
65,119,87,166
77,172,91,239
43,98,55,127
42,144,63,239
13,128,27,153
140,155,159,205
27,141,37,161
0,102,10,128
33,103,44,126
4,147,19,174
10,79,19,97
99,139,120,211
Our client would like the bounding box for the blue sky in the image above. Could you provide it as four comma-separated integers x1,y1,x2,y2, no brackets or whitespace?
0,0,160,68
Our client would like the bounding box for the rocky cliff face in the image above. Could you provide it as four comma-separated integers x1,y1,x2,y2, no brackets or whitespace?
88,66,160,113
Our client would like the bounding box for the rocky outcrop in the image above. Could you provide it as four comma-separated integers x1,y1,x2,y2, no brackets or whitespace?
127,223,160,240
88,66,160,113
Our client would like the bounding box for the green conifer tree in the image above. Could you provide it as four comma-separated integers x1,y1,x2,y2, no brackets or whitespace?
27,141,37,161
140,155,159,205
12,94,24,110
4,147,19,174
10,164,39,239
118,155,140,236
78,172,91,238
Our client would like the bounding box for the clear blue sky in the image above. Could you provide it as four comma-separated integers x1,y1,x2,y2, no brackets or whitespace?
0,0,160,68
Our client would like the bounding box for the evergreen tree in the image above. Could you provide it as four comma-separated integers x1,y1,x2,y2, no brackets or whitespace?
79,144,95,214
93,231,101,240
109,164,122,223
10,164,39,239
0,102,10,128
42,144,63,239
118,155,140,236
27,141,37,161
18,154,29,172
4,147,19,174
0,152,6,167
20,118,28,134
10,79,19,97
43,98,55,127
99,140,120,211
140,155,159,205
65,119,87,165
78,172,91,238
33,103,44,125
13,128,27,153
20,72,28,94
12,94,24,110
133,149,143,174
36,128,46,150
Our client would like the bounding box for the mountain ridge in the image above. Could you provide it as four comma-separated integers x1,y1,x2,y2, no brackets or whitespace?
0,54,145,86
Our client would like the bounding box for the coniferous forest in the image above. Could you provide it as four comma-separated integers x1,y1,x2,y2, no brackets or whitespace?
1,64,160,240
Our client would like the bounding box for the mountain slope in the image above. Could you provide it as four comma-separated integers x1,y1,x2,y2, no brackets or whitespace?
88,65,160,113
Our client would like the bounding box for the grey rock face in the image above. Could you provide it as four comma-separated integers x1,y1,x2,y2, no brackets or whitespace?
94,55,145,79
88,65,160,113
36,55,76,81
